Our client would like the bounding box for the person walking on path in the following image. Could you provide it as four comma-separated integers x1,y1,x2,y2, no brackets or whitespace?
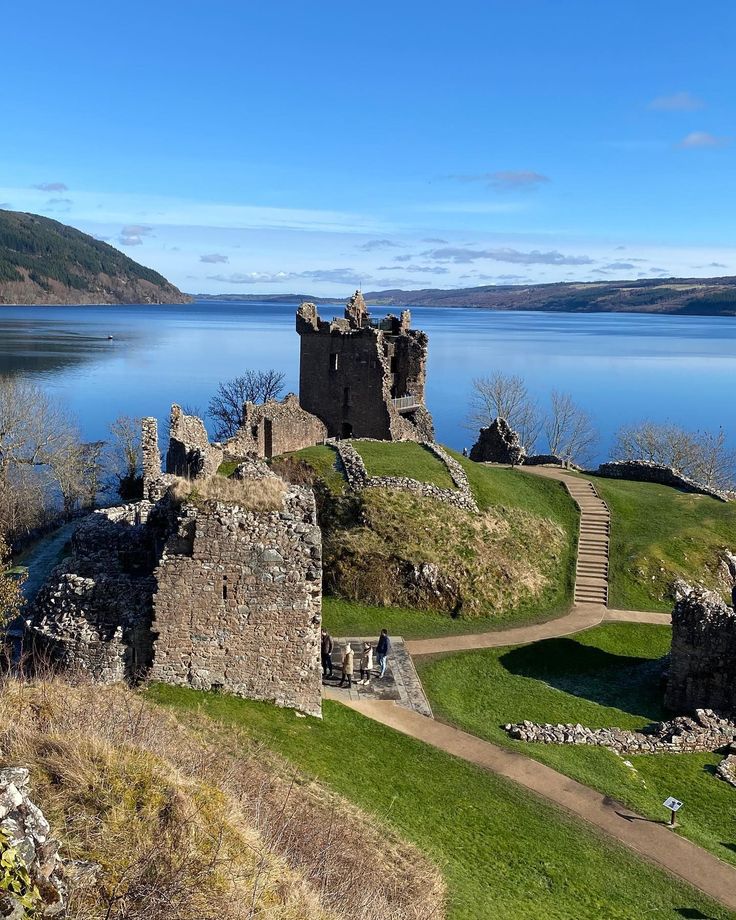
321,629,334,678
376,629,391,679
360,642,374,685
339,642,354,689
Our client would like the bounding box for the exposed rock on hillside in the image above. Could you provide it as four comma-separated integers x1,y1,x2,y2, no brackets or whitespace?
470,417,526,466
0,210,189,304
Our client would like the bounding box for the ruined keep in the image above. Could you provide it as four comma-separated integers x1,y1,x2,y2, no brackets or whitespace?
30,419,323,717
296,291,434,442
665,582,736,715
222,393,328,460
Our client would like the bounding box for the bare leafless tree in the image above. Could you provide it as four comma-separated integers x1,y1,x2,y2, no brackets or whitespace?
613,421,735,490
0,534,25,627
544,390,598,466
0,377,80,536
467,372,541,452
108,416,143,500
208,370,286,440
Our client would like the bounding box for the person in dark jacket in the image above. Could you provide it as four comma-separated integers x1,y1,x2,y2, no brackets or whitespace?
732,584,736,610
376,629,391,679
321,629,334,678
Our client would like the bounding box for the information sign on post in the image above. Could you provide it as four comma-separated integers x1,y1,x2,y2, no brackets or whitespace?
663,797,683,826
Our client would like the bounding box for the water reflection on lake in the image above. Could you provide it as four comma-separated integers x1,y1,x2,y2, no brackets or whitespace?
0,301,734,462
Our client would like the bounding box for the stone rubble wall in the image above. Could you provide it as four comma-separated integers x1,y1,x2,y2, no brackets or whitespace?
332,439,478,513
29,484,324,717
665,582,736,714
595,459,730,502
0,767,66,918
716,753,736,788
222,393,328,461
506,708,736,755
149,485,322,717
29,504,161,682
166,404,224,480
469,418,525,466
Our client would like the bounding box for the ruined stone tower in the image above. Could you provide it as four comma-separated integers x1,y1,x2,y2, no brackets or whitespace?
296,291,434,441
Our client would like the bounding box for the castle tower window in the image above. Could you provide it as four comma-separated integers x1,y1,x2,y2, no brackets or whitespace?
330,353,339,371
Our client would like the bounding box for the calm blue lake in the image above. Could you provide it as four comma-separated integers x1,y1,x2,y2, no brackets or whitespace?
0,301,734,463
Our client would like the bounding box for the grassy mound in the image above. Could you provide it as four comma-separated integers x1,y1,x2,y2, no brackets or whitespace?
149,684,732,920
353,440,456,489
286,443,578,632
417,622,736,870
589,476,736,611
0,676,441,920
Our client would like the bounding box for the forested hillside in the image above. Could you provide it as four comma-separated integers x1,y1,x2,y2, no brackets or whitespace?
0,209,189,304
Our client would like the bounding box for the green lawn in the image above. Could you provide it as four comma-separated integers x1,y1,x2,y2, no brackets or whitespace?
147,684,732,920
287,444,346,494
418,622,736,869
588,476,736,611
353,439,457,489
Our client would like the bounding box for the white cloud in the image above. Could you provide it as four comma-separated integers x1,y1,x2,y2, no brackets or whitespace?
199,253,229,263
678,131,729,149
118,224,154,246
649,91,704,111
206,268,364,286
32,181,68,192
421,246,595,266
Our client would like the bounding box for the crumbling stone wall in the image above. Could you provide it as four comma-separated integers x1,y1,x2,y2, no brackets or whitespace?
296,293,434,442
166,404,224,480
334,439,478,513
0,767,67,918
149,485,322,716
223,393,327,460
665,582,736,714
29,485,323,717
30,503,161,683
506,708,736,754
596,460,730,502
470,418,525,465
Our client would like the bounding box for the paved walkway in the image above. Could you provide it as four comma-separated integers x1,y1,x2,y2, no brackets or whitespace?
334,694,736,913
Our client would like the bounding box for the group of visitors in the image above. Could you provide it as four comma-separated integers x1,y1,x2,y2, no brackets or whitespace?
320,628,391,689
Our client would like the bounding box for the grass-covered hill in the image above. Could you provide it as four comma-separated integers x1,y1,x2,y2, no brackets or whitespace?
360,276,736,315
588,475,736,611
272,442,579,634
0,209,190,304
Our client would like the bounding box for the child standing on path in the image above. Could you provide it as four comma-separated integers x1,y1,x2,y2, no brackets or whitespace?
360,642,373,685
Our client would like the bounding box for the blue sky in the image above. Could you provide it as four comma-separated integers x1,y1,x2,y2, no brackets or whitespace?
2,1,735,295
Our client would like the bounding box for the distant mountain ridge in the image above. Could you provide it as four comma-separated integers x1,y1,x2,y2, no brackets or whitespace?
196,276,736,315
0,210,190,305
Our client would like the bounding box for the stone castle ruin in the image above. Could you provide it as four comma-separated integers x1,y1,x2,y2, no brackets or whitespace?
296,291,434,442
27,291,439,715
665,581,736,715
30,411,323,717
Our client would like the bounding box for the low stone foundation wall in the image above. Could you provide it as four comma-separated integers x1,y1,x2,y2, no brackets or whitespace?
332,439,478,513
506,708,736,755
595,460,730,502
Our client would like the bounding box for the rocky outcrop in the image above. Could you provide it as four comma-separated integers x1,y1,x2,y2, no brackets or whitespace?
665,582,736,714
0,768,67,918
334,439,478,513
506,708,736,755
717,752,736,788
595,460,730,502
469,418,525,466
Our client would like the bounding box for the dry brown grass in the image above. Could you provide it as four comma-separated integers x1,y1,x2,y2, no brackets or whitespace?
170,474,287,512
0,671,444,920
325,488,565,616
